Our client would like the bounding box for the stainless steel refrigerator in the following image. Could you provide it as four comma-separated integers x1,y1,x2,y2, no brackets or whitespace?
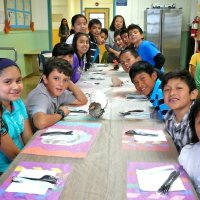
144,8,182,72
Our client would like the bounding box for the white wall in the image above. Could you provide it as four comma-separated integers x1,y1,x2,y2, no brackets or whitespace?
32,0,48,30
116,0,197,31
51,0,80,29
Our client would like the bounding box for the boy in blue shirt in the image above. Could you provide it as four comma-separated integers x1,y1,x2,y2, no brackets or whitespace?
127,24,165,72
129,61,169,120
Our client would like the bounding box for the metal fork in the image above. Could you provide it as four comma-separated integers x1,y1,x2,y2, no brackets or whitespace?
12,175,58,184
120,109,144,116
161,171,180,194
157,170,180,194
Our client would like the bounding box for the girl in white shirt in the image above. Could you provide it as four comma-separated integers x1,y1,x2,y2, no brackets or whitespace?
179,98,200,198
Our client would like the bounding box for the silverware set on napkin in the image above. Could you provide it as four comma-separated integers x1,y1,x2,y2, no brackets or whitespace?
120,109,144,116
12,175,58,184
157,170,180,194
125,130,158,137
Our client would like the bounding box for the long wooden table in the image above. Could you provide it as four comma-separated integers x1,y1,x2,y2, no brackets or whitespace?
0,64,198,200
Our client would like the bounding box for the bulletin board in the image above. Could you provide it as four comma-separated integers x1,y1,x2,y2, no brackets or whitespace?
4,0,32,29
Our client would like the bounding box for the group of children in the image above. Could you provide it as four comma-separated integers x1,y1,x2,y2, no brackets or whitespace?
0,13,200,198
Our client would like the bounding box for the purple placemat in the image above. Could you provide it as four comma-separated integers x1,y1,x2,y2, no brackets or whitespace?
0,161,73,200
127,162,196,200
22,121,102,158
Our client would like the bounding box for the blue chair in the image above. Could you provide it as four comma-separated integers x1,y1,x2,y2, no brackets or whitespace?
38,50,52,71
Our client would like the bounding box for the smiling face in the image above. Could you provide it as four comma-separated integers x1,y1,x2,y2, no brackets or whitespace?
73,17,87,33
76,35,90,57
163,78,198,113
132,72,157,96
114,35,124,49
120,51,140,73
0,66,23,104
43,69,70,97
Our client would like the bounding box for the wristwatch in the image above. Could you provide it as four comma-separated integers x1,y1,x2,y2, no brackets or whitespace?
56,109,65,119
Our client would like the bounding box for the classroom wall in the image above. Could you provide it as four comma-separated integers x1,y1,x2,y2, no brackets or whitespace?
0,0,49,78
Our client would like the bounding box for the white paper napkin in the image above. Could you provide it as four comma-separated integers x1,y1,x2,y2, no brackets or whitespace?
124,112,151,120
6,169,56,195
136,165,186,192
132,129,166,142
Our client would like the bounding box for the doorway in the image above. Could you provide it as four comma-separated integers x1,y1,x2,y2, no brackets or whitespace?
85,8,110,61
85,8,109,29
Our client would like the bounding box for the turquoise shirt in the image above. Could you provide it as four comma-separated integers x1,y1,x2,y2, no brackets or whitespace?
0,98,28,172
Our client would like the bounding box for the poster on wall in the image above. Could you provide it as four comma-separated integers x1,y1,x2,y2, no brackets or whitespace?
4,0,32,29
116,0,127,6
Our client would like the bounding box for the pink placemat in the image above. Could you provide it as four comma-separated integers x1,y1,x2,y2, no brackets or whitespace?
122,128,170,152
22,121,102,158
0,161,73,200
127,162,196,200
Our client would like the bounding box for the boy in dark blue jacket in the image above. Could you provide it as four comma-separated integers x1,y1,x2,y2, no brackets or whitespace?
88,19,102,63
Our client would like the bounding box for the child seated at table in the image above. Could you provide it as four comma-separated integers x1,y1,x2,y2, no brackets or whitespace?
52,42,74,65
114,30,125,51
129,61,169,120
120,28,130,48
0,58,33,174
119,47,141,73
88,18,102,63
26,57,87,131
178,98,200,198
96,28,108,46
162,70,198,152
72,32,90,82
127,24,165,73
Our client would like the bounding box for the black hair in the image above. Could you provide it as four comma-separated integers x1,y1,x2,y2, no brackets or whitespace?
72,32,90,56
0,58,21,75
120,28,128,36
52,43,74,57
59,18,69,32
129,61,155,82
109,15,126,31
119,46,139,58
72,32,91,70
114,29,121,39
88,18,102,28
70,14,87,34
127,24,143,34
43,57,73,78
101,28,108,36
162,70,197,92
189,98,200,144
197,40,200,50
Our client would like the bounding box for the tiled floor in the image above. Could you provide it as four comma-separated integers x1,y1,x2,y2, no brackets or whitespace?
21,75,40,100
